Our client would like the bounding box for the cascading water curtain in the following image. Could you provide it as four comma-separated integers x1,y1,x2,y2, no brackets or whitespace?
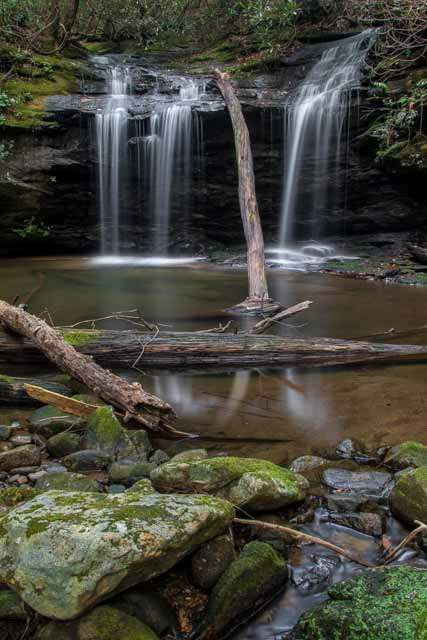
279,30,375,247
95,67,131,255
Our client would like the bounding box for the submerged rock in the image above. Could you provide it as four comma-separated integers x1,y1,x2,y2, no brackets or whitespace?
290,566,427,640
385,441,427,470
38,605,160,640
0,490,234,619
0,445,40,472
390,466,427,524
35,471,101,493
191,533,236,590
329,511,384,537
151,456,308,512
198,541,287,639
323,469,393,499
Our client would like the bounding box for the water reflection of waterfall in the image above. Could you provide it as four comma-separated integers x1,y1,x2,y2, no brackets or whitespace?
96,67,132,254
279,30,375,246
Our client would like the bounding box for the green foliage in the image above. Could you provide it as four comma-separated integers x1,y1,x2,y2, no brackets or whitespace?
12,217,50,239
368,76,427,168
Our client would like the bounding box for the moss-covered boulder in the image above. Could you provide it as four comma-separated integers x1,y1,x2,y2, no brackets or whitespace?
38,606,160,640
35,471,101,493
199,541,287,638
390,466,427,524
47,432,81,458
29,405,83,438
0,490,234,620
385,441,427,470
290,566,427,640
151,456,308,512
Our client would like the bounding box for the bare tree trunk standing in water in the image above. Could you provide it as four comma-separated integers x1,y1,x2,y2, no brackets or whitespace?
214,69,280,314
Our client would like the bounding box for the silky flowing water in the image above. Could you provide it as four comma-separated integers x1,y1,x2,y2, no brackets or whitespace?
1,257,427,636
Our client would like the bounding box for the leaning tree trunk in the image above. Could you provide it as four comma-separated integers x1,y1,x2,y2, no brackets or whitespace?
214,70,279,314
0,300,176,434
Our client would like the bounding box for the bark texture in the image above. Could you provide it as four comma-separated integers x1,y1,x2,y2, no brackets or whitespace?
1,326,427,368
0,300,176,433
215,69,275,311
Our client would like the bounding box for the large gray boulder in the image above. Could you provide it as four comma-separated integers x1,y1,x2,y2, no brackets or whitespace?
0,490,234,620
151,456,308,512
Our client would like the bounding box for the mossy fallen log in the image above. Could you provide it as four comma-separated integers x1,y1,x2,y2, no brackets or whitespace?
1,328,427,369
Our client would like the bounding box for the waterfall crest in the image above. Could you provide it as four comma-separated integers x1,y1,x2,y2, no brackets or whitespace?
279,30,375,247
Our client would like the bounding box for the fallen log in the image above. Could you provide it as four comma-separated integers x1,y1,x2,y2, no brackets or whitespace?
0,375,73,406
1,327,427,368
0,300,176,434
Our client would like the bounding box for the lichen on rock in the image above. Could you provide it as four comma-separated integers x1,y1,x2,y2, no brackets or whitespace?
0,489,235,620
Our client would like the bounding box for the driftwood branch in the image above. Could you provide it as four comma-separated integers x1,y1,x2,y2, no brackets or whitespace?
0,300,176,434
234,518,373,567
383,520,427,564
250,301,312,334
24,384,99,420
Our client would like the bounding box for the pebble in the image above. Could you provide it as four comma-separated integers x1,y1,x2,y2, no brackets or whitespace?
28,470,47,483
10,434,33,446
9,474,28,485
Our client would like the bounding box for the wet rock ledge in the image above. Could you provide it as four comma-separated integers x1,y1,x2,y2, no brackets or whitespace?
0,393,427,639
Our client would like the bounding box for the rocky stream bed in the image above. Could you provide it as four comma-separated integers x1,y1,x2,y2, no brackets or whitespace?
1,384,427,639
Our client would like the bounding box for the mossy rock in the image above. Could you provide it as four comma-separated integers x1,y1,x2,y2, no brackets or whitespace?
0,490,234,619
38,605,160,640
200,541,287,637
126,479,157,495
0,589,27,620
35,472,101,493
0,487,41,513
29,405,83,438
151,456,308,512
385,441,427,470
109,461,155,485
47,432,81,458
85,407,123,454
170,449,208,463
390,466,427,524
290,566,427,640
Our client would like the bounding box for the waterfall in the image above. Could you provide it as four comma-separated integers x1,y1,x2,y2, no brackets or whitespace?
96,66,131,254
137,79,206,255
279,30,375,247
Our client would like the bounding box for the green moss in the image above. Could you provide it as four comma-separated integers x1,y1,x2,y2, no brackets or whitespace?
62,330,101,346
77,605,160,640
0,589,26,620
390,466,427,524
205,541,286,630
292,566,427,640
81,41,113,55
0,374,14,384
385,441,427,470
0,486,41,509
86,406,123,452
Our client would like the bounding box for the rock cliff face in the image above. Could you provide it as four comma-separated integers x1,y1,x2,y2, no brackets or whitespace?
0,42,423,257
